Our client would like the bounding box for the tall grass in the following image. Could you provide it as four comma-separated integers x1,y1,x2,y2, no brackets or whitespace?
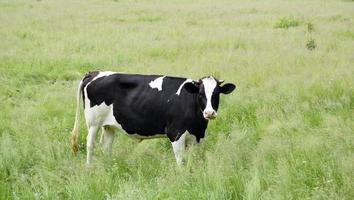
1,0,353,199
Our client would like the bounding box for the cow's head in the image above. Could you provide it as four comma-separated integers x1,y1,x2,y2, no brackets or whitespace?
185,76,236,120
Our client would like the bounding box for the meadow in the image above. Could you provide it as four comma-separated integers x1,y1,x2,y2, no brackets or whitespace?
0,0,353,199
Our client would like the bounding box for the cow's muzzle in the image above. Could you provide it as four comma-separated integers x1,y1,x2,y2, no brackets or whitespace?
203,110,217,120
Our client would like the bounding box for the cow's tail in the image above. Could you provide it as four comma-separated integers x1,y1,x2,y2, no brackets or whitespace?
71,79,83,155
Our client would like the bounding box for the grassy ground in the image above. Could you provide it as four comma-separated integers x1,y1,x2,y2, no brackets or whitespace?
0,0,353,199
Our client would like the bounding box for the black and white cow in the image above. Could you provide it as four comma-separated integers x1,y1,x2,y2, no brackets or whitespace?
71,71,235,165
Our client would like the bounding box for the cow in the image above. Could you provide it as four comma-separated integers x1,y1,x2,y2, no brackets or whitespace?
70,71,236,165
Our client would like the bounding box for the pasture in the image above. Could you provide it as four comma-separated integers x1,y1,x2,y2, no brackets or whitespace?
0,0,353,199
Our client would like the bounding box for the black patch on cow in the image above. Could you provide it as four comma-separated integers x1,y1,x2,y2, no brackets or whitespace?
81,71,99,108
220,83,236,94
84,73,208,142
211,86,220,111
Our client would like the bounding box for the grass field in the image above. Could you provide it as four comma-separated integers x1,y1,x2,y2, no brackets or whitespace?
0,0,353,199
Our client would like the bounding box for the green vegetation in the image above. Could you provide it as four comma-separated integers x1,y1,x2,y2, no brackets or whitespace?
307,22,315,32
274,17,301,29
0,0,353,199
306,39,316,50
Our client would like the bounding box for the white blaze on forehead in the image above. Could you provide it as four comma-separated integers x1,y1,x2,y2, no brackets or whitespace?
149,76,165,91
176,78,193,95
202,76,217,112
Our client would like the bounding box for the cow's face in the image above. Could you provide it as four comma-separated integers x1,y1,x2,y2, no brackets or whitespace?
185,76,236,120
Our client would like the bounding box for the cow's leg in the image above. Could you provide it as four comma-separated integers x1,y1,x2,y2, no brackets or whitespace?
171,133,187,166
86,126,99,164
101,126,115,156
185,132,198,148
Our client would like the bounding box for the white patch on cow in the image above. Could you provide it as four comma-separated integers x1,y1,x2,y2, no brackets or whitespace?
172,132,187,166
202,76,217,115
93,71,117,82
176,78,193,95
84,102,120,128
149,76,165,91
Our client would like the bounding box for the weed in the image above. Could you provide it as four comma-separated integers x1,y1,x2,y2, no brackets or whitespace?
306,39,316,50
274,17,300,29
307,22,314,32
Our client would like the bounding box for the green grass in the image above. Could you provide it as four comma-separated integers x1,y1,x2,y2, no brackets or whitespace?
274,17,301,29
1,0,353,199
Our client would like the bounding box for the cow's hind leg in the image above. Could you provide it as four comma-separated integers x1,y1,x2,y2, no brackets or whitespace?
100,126,115,156
86,126,99,164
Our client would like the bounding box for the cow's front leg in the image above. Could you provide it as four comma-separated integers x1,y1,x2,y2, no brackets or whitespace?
171,133,187,166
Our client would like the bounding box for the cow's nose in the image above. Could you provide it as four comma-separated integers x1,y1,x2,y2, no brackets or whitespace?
204,110,217,120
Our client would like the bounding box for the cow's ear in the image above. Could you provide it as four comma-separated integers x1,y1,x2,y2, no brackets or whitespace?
220,83,236,94
184,81,199,93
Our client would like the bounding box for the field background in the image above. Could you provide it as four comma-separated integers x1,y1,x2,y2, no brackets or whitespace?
0,0,353,199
